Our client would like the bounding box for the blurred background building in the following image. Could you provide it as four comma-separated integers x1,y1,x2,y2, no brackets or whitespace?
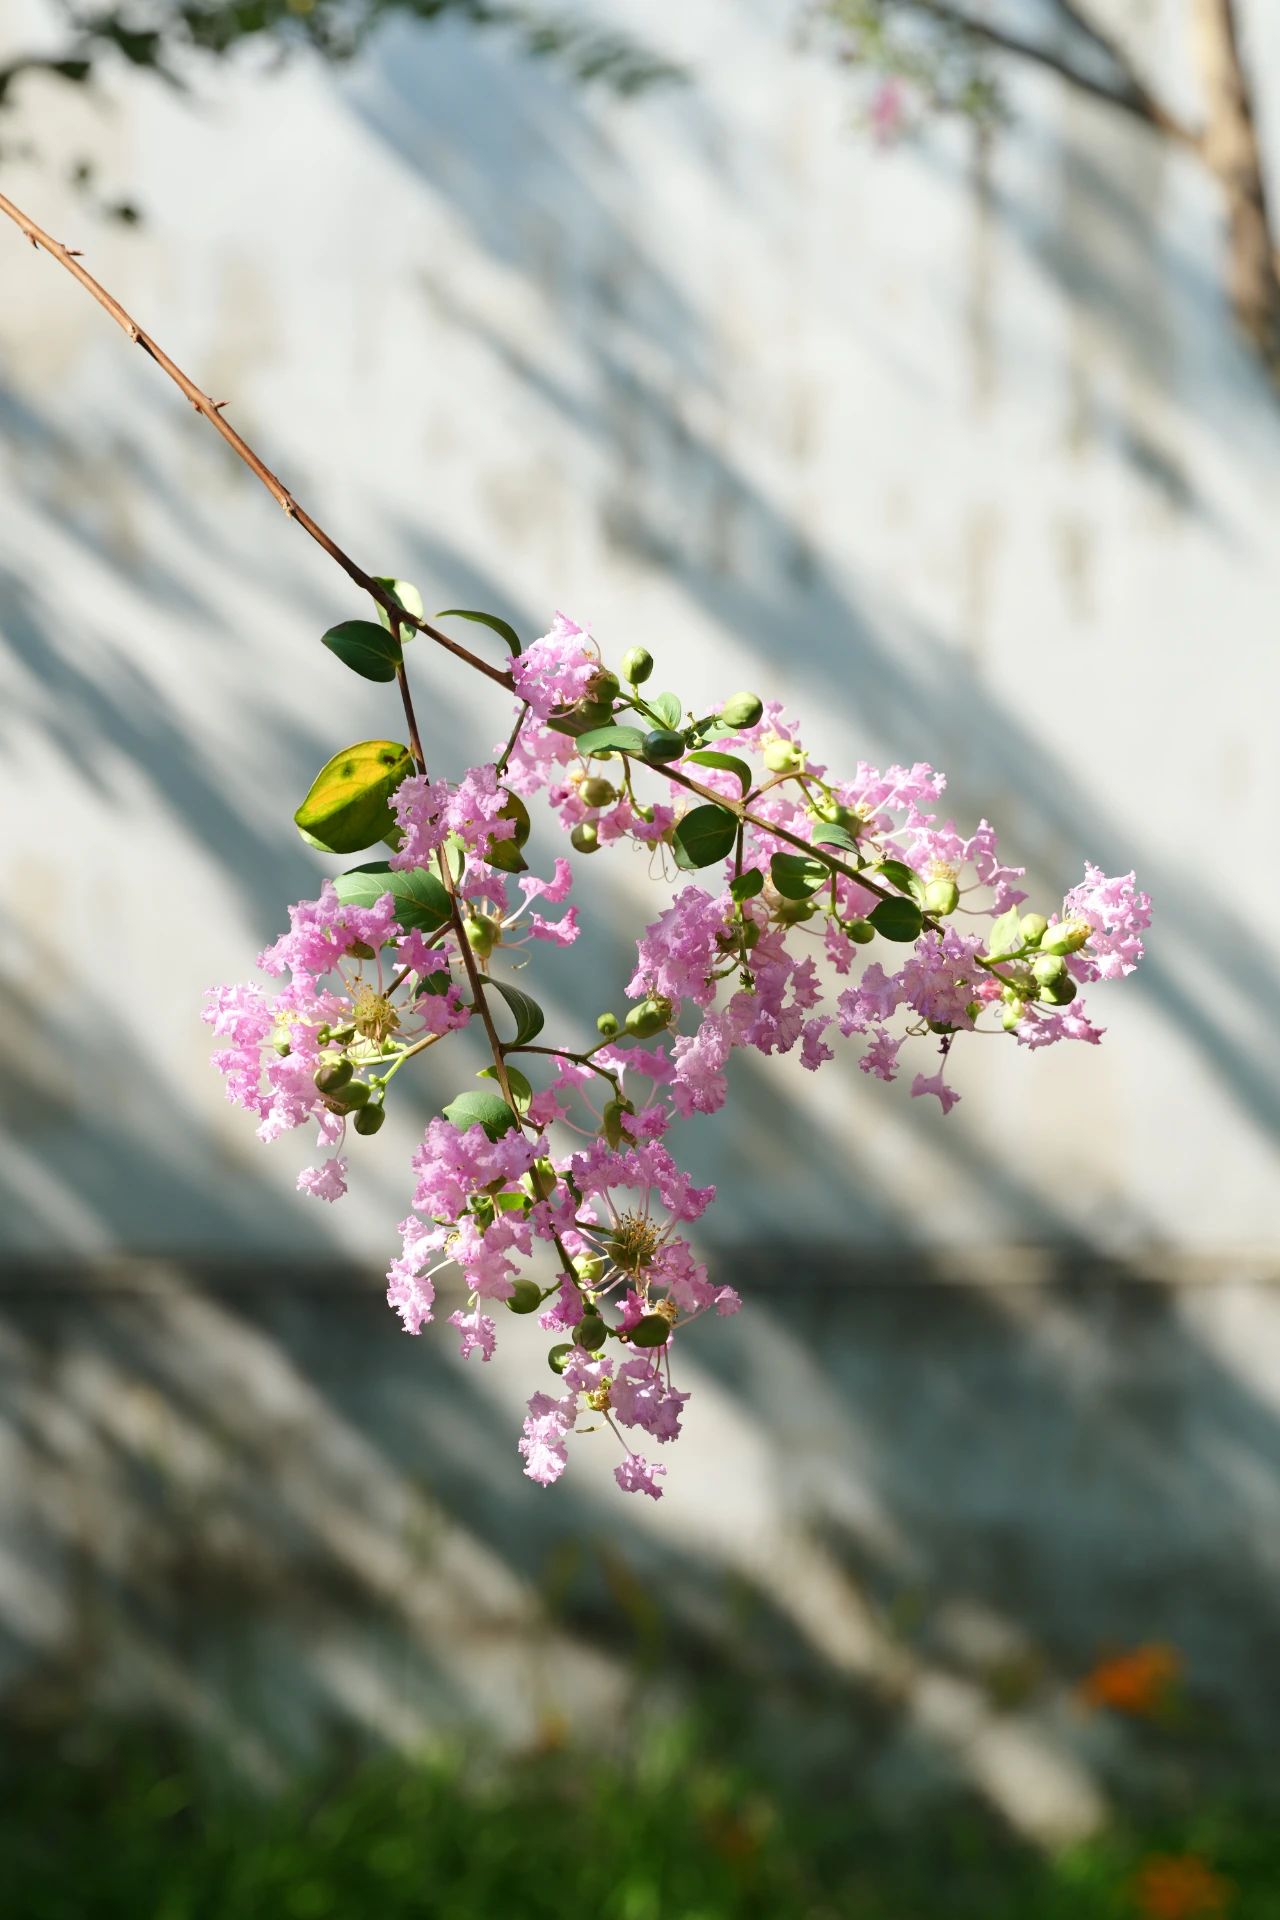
1,0,1277,1845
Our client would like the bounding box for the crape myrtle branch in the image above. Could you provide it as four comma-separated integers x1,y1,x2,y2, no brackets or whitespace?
1,190,1152,1502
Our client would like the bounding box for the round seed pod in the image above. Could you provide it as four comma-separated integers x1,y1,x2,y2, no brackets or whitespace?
642,728,686,764
629,1314,671,1349
625,998,672,1039
622,647,654,685
573,1313,609,1352
1038,974,1078,1006
506,1279,543,1316
353,1103,386,1136
843,918,876,945
547,1343,574,1375
719,691,764,730
1032,953,1067,986
328,1079,370,1110
762,739,803,774
463,914,500,957
596,1011,620,1038
570,822,600,854
314,1059,353,1093
579,777,617,808
924,877,960,916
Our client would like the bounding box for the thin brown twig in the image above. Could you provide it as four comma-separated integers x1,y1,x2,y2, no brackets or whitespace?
0,190,516,692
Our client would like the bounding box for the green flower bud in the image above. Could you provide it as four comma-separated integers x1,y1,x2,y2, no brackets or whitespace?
328,1026,355,1046
622,646,654,685
353,1103,386,1136
271,1025,293,1057
1001,1001,1025,1031
1032,953,1067,986
716,920,760,952
579,777,617,808
812,797,856,829
629,1313,671,1349
642,728,686,765
547,1343,574,1375
1039,918,1091,956
927,1020,954,1036
762,739,803,774
348,939,377,961
572,699,614,728
625,997,672,1039
591,669,620,703
1038,973,1078,1006
570,822,600,854
775,898,816,925
506,1278,543,1315
720,691,764,730
843,918,876,944
573,1253,605,1284
314,1059,353,1094
573,1312,609,1352
596,1011,620,1038
924,877,960,917
463,914,500,957
1019,913,1049,947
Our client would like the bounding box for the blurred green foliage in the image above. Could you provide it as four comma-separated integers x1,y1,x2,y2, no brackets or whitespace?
4,1718,1280,1919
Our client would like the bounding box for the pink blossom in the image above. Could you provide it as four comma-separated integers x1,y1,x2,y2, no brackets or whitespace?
297,1156,348,1202
628,887,727,1010
614,1455,667,1499
519,1391,575,1486
910,1068,960,1114
611,1357,689,1443
449,1306,497,1362
1061,865,1152,981
510,612,599,719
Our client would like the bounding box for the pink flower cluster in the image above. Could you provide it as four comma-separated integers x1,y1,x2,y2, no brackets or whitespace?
207,612,1149,1500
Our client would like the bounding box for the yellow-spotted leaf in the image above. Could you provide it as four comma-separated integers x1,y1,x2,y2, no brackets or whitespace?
294,740,414,855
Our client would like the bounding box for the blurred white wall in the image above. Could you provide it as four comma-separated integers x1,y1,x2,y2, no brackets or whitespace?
1,0,1277,1262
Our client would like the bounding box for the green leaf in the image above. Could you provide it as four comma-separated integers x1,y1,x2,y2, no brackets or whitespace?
443,1089,519,1140
649,691,683,729
730,868,765,902
294,741,413,855
373,577,424,633
437,608,523,657
869,897,924,942
811,823,861,856
985,904,1025,958
770,850,829,899
481,790,531,874
687,750,753,793
478,1063,534,1112
334,861,451,934
574,724,647,756
875,859,927,904
485,978,546,1047
672,804,738,872
321,619,402,683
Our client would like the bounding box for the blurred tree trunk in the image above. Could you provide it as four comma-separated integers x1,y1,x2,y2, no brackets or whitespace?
1191,0,1280,366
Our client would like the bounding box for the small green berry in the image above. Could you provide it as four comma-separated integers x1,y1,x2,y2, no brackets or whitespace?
624,997,672,1039
596,1011,620,1038
570,822,600,854
573,1253,606,1284
843,918,876,944
1038,974,1078,1006
463,914,499,957
353,1103,386,1136
1032,953,1067,986
1019,913,1049,947
506,1279,543,1315
547,1343,574,1375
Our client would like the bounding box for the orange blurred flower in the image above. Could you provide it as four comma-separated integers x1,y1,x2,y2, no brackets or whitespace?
1133,1853,1230,1920
1080,1642,1180,1718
